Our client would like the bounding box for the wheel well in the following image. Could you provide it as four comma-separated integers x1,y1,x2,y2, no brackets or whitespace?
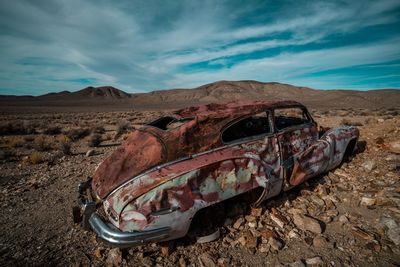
188,187,263,237
343,138,357,162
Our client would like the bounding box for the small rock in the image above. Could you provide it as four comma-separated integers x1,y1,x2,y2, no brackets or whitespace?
380,216,398,229
270,213,286,228
360,197,376,206
293,214,323,234
245,215,256,222
304,236,313,246
269,237,284,251
361,160,376,172
198,252,216,267
287,208,304,215
217,258,229,266
94,247,103,258
365,240,381,252
238,231,258,248
238,236,247,246
380,217,400,245
388,140,400,153
248,222,257,228
245,234,258,248
289,260,306,267
251,207,262,217
310,195,325,207
305,256,323,266
385,154,400,162
338,215,349,223
223,218,233,227
375,137,385,145
142,257,153,267
179,257,187,267
106,248,122,267
351,226,375,241
288,229,300,239
258,243,270,253
386,228,400,246
160,241,174,256
313,236,329,248
86,149,95,157
233,218,244,229
260,228,276,239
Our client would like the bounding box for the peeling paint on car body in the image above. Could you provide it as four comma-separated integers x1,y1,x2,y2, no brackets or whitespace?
90,100,359,244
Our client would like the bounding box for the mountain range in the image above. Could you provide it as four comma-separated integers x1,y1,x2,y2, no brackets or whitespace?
1,80,399,112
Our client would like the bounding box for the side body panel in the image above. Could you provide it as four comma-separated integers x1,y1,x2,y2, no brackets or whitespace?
105,135,281,239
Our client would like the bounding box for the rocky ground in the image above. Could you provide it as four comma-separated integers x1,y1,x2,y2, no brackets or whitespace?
0,108,399,267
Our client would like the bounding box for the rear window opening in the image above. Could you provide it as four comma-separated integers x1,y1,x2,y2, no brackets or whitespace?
147,116,193,130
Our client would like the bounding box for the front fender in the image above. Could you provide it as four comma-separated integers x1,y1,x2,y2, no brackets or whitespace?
288,125,359,186
324,125,359,169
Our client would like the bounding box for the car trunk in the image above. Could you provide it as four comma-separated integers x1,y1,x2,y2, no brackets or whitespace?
92,129,167,199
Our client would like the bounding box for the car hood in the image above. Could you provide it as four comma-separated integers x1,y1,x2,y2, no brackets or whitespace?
92,129,167,199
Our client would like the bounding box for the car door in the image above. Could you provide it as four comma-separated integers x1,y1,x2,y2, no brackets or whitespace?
220,110,282,203
273,107,318,188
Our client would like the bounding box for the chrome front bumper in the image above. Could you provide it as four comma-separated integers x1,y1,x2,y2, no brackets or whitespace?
75,179,170,247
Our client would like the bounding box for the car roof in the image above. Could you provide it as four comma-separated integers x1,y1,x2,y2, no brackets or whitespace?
174,100,305,119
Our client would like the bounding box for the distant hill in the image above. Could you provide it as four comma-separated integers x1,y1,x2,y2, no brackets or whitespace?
131,80,400,109
0,81,399,113
39,86,131,100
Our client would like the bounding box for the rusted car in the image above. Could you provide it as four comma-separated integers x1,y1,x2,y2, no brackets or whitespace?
76,100,359,247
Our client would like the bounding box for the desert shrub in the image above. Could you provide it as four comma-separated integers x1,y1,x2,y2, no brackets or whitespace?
27,152,44,164
24,136,35,142
88,133,102,147
64,127,90,141
386,110,399,116
114,120,130,140
104,133,112,141
0,149,17,162
0,120,36,135
376,110,387,116
34,135,52,151
23,120,37,134
91,125,105,134
43,126,62,135
57,134,72,155
7,136,25,148
340,118,363,126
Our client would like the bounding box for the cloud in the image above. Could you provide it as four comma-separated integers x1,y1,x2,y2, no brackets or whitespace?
163,38,400,89
0,0,399,95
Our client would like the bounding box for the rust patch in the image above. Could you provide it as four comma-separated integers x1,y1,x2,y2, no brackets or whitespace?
93,100,303,199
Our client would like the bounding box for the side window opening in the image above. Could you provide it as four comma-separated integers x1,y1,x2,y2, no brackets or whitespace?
274,107,310,131
222,112,271,143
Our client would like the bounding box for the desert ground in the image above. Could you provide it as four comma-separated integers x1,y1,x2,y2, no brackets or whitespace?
0,103,399,267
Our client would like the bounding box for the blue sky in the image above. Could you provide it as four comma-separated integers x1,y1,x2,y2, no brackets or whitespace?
0,0,399,95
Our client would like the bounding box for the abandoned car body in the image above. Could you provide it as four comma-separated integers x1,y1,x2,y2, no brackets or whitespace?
77,100,359,247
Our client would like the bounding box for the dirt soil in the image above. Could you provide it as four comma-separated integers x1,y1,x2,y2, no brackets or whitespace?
0,107,399,267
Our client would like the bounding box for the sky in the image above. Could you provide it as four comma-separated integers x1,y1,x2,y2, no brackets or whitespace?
0,0,399,95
